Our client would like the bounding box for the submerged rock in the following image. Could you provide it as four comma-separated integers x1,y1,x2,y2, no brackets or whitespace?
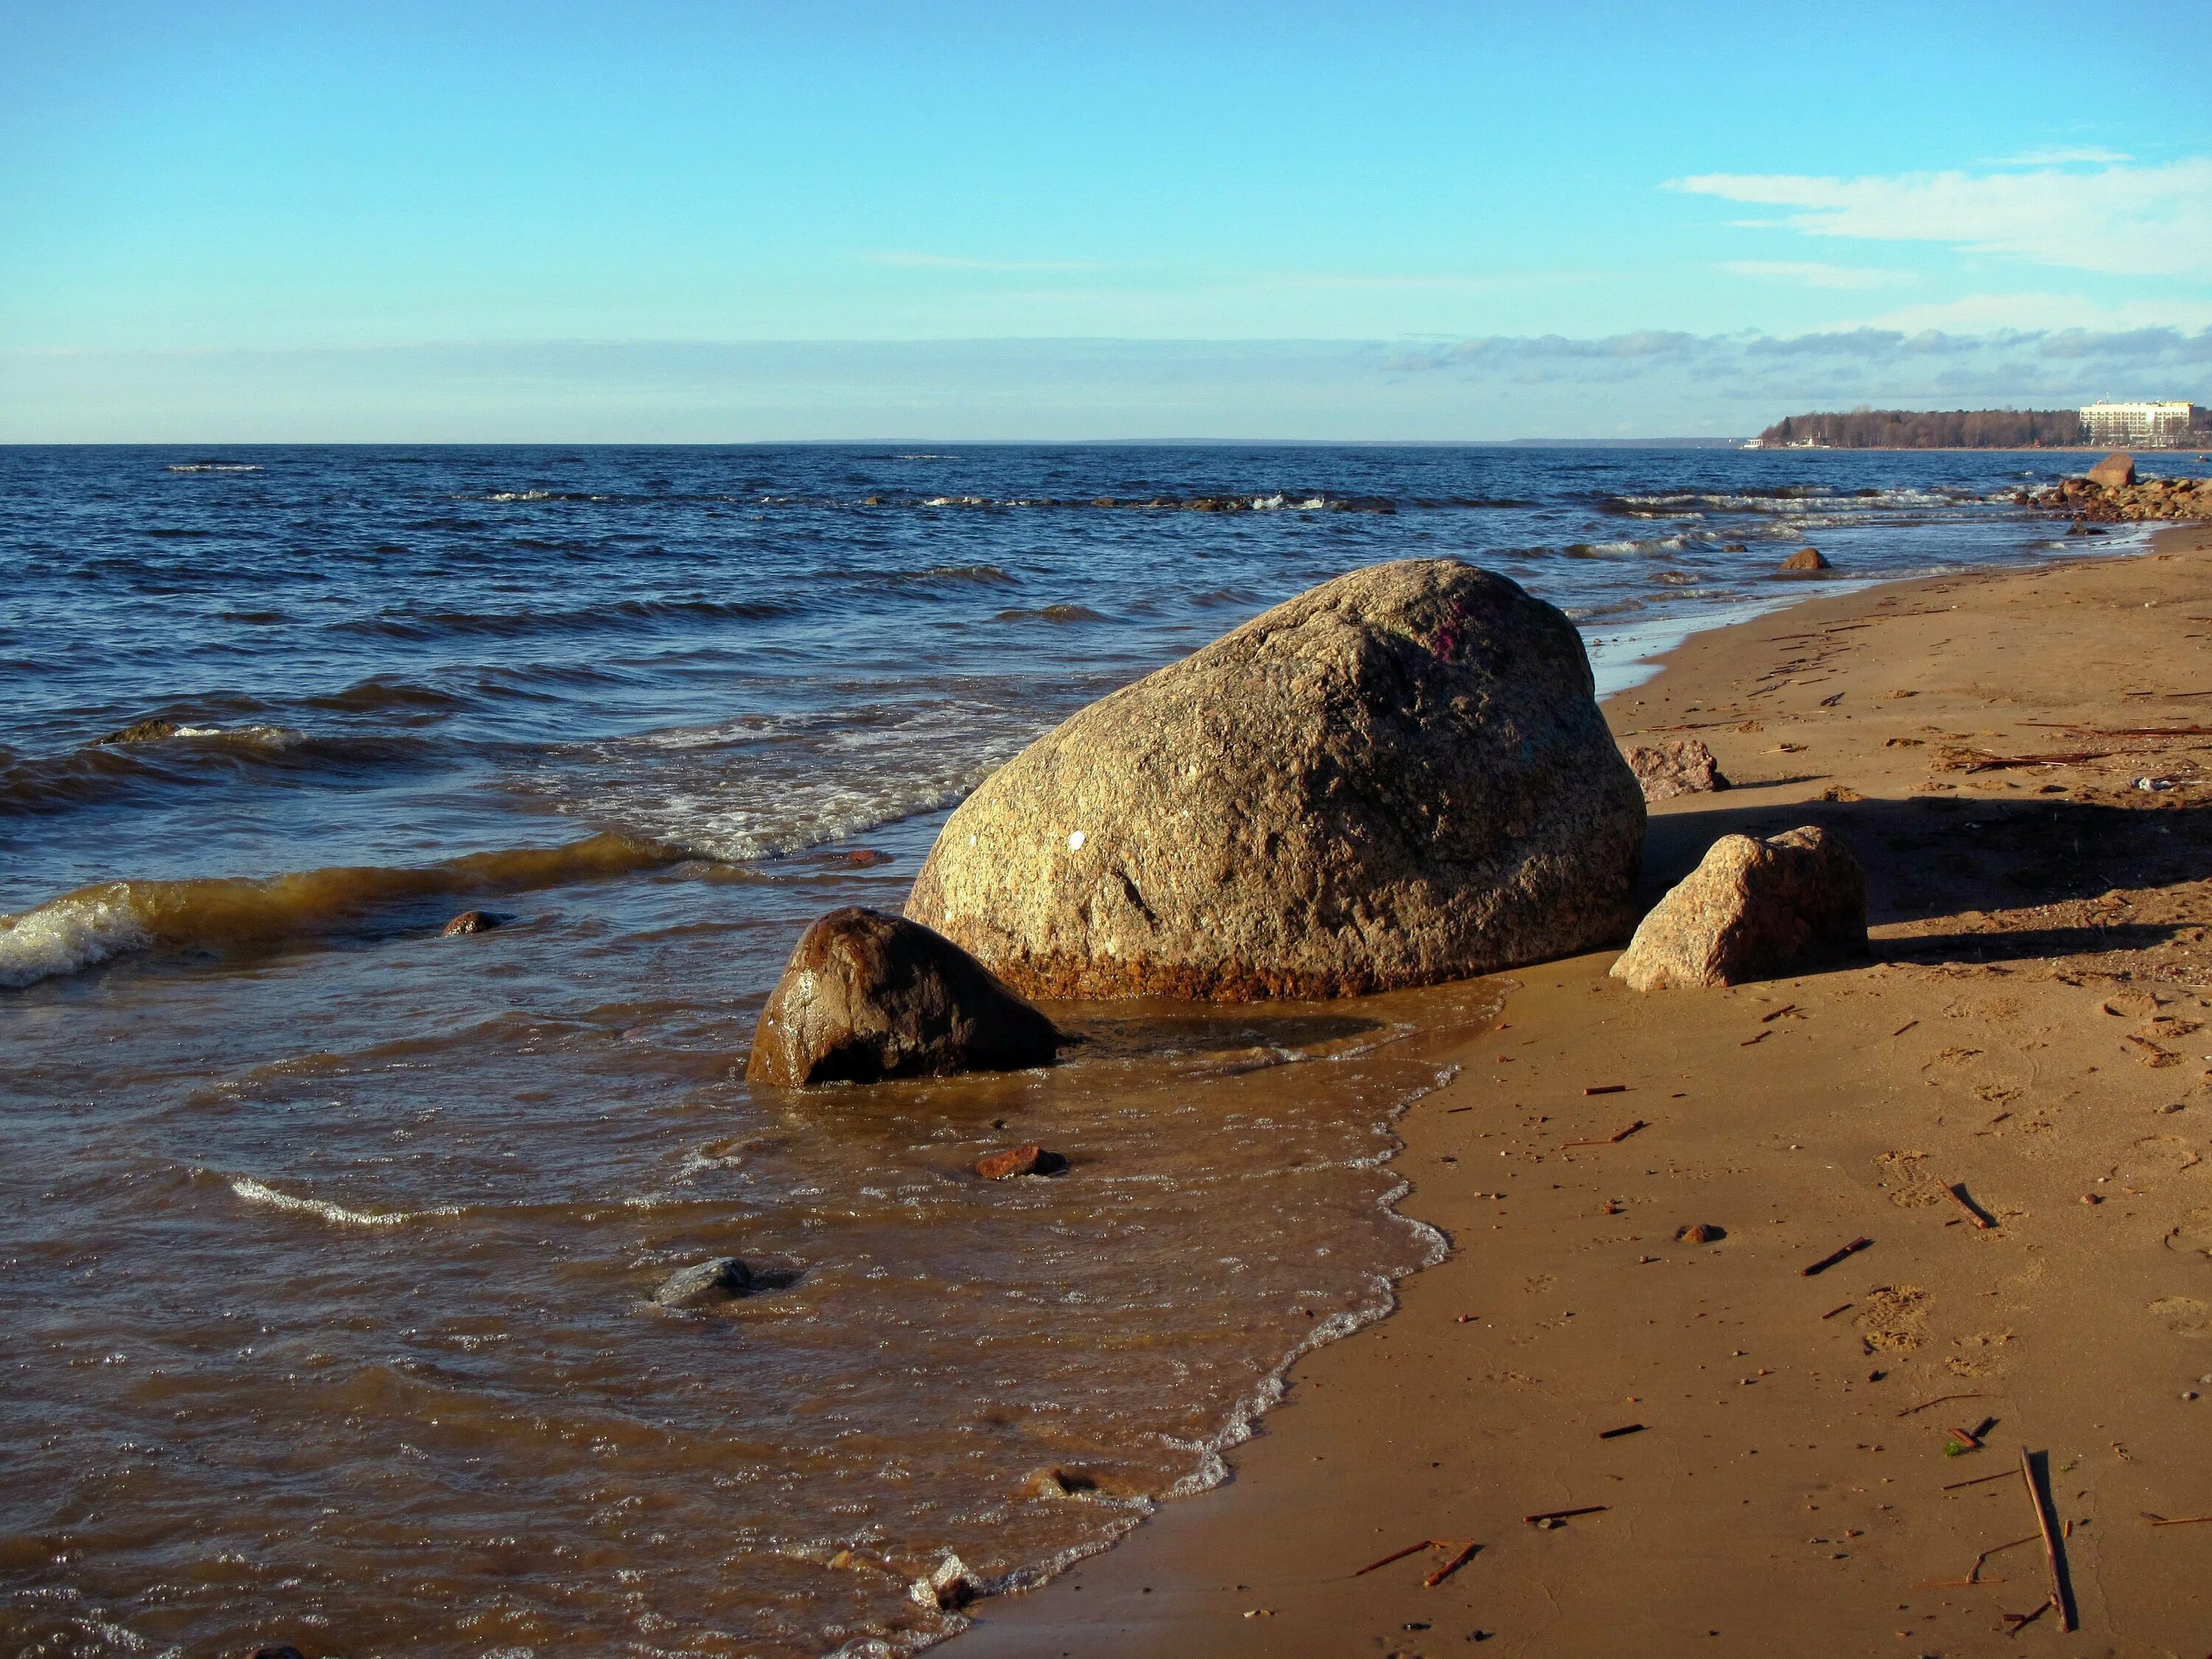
653,1256,754,1308
912,1554,980,1610
441,910,497,936
2087,451,2136,488
975,1144,1068,1180
745,907,1065,1087
1611,825,1867,992
1623,737,1729,802
94,718,183,745
905,558,1646,1001
1021,1465,1100,1498
1776,547,1832,574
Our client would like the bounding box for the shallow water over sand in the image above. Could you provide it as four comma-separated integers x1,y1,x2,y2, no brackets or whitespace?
0,443,2153,1653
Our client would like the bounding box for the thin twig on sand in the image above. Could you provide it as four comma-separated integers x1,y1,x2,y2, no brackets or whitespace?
1946,1183,1998,1229
1801,1237,1872,1276
2020,1447,2076,1633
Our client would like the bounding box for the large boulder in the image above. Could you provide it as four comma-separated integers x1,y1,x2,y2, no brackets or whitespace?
1776,547,1832,574
1624,737,1728,802
904,559,1646,1001
1610,826,1867,992
746,908,1065,1086
2087,451,2135,489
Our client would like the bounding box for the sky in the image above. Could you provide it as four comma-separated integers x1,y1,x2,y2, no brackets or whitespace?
1,0,2207,440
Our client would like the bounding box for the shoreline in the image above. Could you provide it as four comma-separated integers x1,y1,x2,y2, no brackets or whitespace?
953,520,2212,1655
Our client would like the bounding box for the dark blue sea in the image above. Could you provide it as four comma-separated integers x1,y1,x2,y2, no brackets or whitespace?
0,444,2151,1656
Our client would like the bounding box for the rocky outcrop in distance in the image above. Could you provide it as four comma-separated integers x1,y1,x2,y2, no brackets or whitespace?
1610,825,1867,992
746,907,1067,1087
2034,455,2212,523
905,558,1647,1001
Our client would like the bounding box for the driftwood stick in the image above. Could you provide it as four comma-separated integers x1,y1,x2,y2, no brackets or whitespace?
1582,1084,1627,1096
2020,1447,2076,1633
1946,1183,1997,1230
1423,1540,1482,1587
1801,1237,1873,1276
1523,1505,1608,1526
1759,1004,1799,1023
1354,1540,1438,1576
1899,1391,1987,1418
2143,1512,2212,1526
1561,1121,1648,1150
1944,1470,2017,1491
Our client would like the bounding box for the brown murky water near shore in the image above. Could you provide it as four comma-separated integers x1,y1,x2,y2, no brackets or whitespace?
0,827,1498,1655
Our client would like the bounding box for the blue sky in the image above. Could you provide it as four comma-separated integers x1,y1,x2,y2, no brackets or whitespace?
2,0,2207,438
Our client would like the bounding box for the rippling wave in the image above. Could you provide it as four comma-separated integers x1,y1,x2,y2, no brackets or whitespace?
0,832,678,986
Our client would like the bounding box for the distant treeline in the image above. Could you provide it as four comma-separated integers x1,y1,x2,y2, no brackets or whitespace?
1758,409,2082,448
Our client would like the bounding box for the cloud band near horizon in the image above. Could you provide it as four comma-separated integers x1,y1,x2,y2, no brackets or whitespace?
4,327,2207,444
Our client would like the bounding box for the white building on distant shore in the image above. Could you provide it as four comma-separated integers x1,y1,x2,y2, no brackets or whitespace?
2081,400,2202,448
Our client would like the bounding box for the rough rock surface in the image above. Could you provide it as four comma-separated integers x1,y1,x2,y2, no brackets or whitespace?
1610,825,1868,992
905,558,1646,1001
745,907,1065,1086
1777,547,1832,573
2087,451,2136,488
653,1257,754,1308
1623,737,1729,802
441,910,495,936
976,1144,1068,1180
2039,467,2212,524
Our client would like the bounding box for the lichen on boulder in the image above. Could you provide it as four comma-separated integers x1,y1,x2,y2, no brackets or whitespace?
1610,825,1867,991
905,557,1646,1001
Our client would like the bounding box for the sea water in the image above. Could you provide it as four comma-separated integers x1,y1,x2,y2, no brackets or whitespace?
0,444,2157,1654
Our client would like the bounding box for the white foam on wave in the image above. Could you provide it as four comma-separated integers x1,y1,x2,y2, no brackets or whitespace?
229,1175,460,1228
0,890,151,990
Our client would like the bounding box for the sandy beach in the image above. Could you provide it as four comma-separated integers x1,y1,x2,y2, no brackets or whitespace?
960,521,2212,1657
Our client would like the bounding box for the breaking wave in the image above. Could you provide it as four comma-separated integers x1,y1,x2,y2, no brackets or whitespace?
0,832,681,989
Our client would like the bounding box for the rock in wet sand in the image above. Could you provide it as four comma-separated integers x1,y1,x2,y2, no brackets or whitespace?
1611,825,1867,992
1623,736,1729,802
906,558,1646,1001
745,907,1066,1087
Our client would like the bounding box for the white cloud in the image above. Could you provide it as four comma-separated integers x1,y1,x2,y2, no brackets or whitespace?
1997,146,2134,166
864,251,1099,271
1672,158,2212,277
1720,260,1912,291
1851,291,2212,334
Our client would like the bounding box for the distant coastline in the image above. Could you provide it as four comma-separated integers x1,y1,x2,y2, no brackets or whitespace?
1756,404,2209,451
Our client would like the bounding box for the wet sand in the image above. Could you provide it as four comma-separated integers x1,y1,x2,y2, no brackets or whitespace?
960,521,2212,1656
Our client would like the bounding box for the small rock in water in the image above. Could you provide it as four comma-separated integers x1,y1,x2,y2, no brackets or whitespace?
912,1554,979,1610
976,1144,1069,1180
1022,1466,1099,1498
441,910,498,936
1623,737,1729,802
94,717,183,745
1676,1223,1726,1244
1776,547,1832,574
746,907,1067,1087
653,1257,754,1308
2087,451,2136,488
1610,824,1867,992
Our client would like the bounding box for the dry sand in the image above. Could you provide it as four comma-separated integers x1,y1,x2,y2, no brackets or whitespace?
959,523,2212,1658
